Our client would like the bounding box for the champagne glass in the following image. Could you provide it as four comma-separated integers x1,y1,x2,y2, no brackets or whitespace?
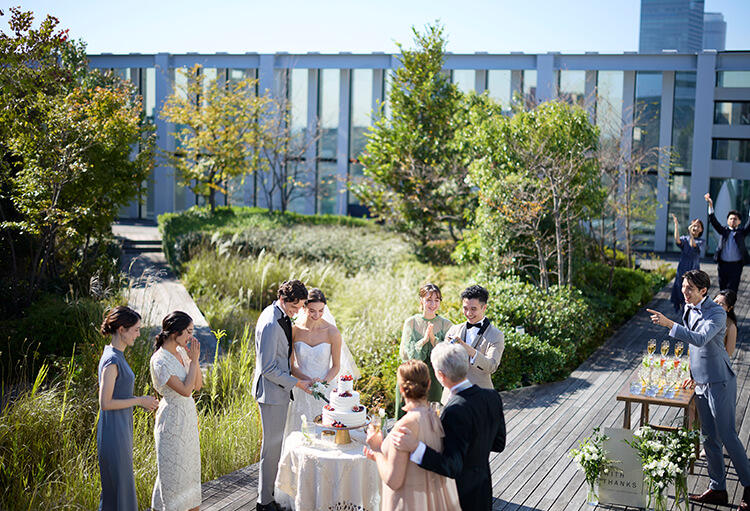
647,338,657,356
674,341,684,359
660,340,670,358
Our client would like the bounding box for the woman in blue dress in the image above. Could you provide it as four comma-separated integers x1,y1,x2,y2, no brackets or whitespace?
98,306,159,510
670,215,705,312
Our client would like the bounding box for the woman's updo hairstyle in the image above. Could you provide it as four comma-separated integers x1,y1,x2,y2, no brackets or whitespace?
398,359,431,400
154,311,193,351
419,283,442,302
100,306,141,336
306,288,327,306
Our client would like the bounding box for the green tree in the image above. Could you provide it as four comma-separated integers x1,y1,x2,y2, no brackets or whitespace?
355,23,472,246
0,8,155,309
468,101,603,289
160,64,267,211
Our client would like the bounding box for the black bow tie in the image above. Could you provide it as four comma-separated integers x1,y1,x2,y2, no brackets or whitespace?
467,321,483,329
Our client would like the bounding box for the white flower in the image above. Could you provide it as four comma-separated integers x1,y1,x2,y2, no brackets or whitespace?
378,408,386,418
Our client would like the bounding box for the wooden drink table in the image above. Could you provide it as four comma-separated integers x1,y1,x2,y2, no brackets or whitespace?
615,366,700,469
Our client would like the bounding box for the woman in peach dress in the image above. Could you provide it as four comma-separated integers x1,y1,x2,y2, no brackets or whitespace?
364,360,460,511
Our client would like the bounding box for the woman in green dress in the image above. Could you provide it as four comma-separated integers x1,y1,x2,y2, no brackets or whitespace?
395,283,452,419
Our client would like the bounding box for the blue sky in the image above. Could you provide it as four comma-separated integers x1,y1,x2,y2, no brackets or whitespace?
6,0,750,55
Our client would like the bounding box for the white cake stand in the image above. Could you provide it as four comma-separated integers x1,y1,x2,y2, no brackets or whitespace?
313,414,370,444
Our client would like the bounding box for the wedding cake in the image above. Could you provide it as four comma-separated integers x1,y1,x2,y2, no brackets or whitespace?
322,374,367,428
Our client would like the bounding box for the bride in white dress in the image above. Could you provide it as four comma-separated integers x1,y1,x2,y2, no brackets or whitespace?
283,288,360,434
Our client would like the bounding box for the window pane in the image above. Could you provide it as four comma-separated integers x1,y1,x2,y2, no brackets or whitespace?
596,71,624,141
487,70,512,113
672,72,696,172
452,70,475,93
523,70,537,106
317,161,337,215
712,139,750,162
667,174,692,253
559,70,586,107
717,71,750,88
319,69,339,160
290,68,308,135
714,102,750,125
634,71,662,155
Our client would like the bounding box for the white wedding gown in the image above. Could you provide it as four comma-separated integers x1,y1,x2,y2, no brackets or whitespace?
284,341,333,433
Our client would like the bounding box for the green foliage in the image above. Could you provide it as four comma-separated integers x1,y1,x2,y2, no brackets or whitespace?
466,100,603,288
159,205,377,272
355,23,475,245
0,8,155,311
160,65,266,211
160,205,410,275
493,330,566,390
482,265,661,389
573,261,667,326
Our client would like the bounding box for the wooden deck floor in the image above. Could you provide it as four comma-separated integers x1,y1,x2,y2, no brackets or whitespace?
202,262,750,511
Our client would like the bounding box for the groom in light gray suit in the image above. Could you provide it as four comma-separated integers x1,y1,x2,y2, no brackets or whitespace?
648,269,750,511
442,285,504,402
252,279,311,511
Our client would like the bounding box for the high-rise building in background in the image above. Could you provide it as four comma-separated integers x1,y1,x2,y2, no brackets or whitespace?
703,12,727,51
639,0,705,53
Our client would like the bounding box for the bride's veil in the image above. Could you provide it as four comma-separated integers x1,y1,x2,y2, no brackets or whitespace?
323,305,361,380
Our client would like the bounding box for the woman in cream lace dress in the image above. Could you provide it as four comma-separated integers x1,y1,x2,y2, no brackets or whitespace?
364,359,460,511
150,311,202,511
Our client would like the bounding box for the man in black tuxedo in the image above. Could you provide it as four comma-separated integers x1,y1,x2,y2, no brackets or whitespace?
391,341,506,511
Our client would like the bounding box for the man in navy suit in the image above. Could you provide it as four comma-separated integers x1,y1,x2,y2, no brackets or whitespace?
648,269,750,510
391,341,506,511
705,193,750,293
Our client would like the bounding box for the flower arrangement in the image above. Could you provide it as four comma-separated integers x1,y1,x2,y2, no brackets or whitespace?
310,381,329,401
625,425,700,511
569,427,620,505
378,408,387,434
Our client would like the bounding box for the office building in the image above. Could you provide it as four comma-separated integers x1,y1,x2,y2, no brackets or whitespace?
639,0,705,54
703,12,727,51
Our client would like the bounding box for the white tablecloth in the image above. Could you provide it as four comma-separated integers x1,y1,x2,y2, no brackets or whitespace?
275,430,381,511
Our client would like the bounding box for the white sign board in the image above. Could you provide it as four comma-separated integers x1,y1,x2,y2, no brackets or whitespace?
599,427,647,508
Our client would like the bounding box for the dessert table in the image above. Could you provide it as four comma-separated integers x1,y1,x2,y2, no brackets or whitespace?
275,430,381,511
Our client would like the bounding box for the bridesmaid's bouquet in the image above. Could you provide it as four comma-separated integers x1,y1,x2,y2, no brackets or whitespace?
310,381,329,401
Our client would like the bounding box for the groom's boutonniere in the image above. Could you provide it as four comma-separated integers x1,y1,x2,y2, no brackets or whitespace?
310,381,329,402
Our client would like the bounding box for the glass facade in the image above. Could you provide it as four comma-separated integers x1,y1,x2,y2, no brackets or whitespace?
632,174,659,251
558,70,586,107
639,0,704,53
715,102,750,125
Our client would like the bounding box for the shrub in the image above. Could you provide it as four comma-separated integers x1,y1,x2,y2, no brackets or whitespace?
492,330,567,390
159,206,384,272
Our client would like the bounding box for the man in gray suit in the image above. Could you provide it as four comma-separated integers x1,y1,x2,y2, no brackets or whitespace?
252,280,311,511
442,285,504,401
648,269,750,510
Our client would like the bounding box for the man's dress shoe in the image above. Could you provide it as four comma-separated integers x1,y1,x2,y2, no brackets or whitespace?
256,501,282,511
689,488,729,505
739,486,750,511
